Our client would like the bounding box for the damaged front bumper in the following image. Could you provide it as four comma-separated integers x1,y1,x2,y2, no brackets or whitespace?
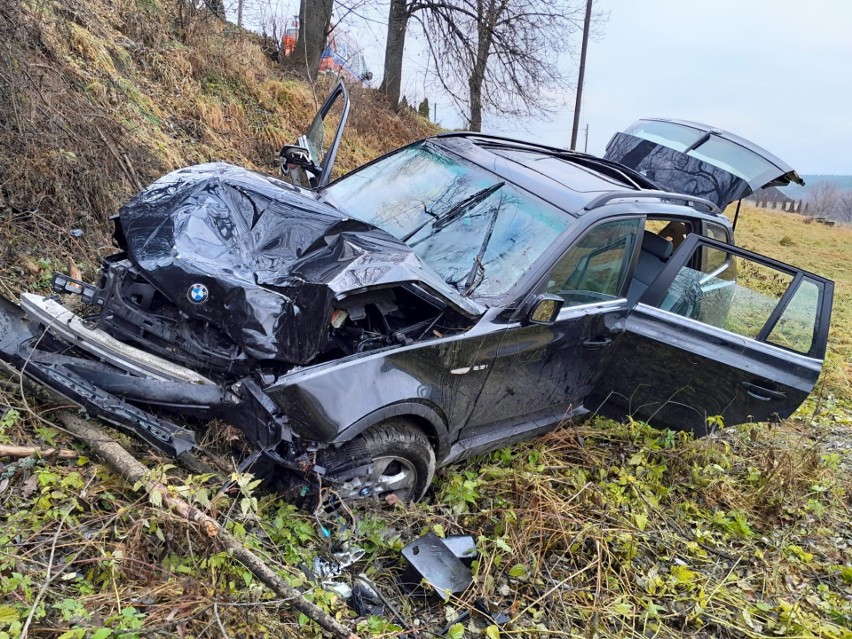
0,292,343,486
0,293,200,455
0,290,383,500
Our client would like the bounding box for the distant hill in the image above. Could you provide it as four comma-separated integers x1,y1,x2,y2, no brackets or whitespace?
781,175,852,199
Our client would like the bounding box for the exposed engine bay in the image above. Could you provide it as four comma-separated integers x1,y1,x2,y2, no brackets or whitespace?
78,255,465,381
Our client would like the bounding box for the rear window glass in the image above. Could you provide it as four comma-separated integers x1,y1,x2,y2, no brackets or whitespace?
627,121,779,185
626,120,704,152
688,136,776,183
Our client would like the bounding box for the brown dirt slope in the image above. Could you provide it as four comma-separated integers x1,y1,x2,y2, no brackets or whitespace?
0,0,437,296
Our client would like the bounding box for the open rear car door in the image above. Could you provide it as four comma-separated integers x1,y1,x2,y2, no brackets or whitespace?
280,81,350,188
604,119,805,211
590,234,833,434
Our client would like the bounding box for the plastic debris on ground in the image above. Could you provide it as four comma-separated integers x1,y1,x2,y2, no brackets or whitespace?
400,531,474,597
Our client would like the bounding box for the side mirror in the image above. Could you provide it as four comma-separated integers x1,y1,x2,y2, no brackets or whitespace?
280,144,322,188
526,294,564,326
280,144,318,173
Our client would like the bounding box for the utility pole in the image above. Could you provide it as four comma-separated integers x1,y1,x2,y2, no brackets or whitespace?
570,0,593,151
584,123,589,153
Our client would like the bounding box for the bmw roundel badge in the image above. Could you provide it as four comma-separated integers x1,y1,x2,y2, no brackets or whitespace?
187,283,209,304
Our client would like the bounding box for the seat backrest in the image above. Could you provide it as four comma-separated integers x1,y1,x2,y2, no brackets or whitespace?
627,231,673,301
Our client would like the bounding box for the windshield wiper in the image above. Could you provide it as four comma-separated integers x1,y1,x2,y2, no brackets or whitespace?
459,202,501,295
401,181,505,242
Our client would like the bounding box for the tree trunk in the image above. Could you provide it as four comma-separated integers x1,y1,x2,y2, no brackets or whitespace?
282,0,334,82
380,0,409,108
467,0,499,131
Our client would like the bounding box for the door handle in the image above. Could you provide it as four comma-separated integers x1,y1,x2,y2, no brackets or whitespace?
582,336,612,349
741,381,786,401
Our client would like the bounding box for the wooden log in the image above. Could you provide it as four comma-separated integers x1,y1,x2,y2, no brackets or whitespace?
0,444,78,460
55,412,361,639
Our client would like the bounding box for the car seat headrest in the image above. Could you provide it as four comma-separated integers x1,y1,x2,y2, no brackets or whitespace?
642,230,673,259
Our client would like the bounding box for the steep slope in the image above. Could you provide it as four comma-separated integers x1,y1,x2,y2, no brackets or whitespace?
0,0,437,293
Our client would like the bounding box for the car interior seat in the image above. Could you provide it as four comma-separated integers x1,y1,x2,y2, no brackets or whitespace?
657,220,689,250
628,230,673,302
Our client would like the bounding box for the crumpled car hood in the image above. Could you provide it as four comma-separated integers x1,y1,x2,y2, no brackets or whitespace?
117,162,480,364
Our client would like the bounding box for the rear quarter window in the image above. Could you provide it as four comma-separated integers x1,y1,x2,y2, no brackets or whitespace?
702,221,733,272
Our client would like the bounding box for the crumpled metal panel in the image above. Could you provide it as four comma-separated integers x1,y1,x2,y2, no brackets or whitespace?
604,132,751,210
118,163,478,364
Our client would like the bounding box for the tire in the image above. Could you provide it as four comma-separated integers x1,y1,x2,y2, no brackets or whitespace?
336,419,436,503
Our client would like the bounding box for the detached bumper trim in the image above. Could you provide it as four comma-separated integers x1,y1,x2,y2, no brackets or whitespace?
20,294,213,385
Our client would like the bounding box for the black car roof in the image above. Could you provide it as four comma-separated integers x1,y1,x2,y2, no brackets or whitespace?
432,132,722,218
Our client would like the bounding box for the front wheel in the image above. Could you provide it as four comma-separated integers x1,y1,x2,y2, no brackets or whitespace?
333,419,436,503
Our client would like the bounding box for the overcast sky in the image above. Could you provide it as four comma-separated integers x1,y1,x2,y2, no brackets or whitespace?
248,0,851,175
494,0,852,175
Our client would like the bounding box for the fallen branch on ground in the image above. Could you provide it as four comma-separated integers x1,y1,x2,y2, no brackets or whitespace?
0,444,78,460
54,411,361,639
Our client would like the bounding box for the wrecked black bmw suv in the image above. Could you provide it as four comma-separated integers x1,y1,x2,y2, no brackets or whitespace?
0,84,834,502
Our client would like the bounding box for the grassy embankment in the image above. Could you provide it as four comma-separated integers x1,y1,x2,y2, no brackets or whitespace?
1,1,850,637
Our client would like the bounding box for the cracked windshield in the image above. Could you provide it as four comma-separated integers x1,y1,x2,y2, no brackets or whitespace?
322,143,573,297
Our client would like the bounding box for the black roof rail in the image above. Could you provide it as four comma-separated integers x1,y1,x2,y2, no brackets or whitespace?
582,190,721,215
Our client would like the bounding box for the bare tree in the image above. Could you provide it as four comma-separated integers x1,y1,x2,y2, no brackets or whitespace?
838,191,852,222
415,0,584,131
809,180,841,218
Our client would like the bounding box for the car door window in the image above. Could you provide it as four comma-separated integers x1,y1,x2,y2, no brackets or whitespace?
657,240,824,355
767,279,819,353
645,218,693,251
546,219,640,307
